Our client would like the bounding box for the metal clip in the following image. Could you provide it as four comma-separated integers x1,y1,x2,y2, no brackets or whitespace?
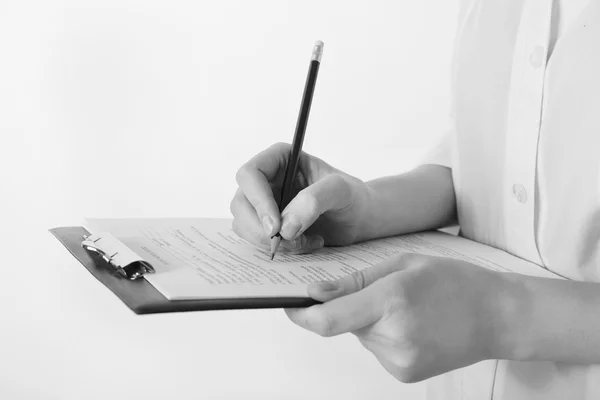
82,233,155,280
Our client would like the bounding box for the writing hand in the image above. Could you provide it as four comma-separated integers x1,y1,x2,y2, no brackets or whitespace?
231,142,372,254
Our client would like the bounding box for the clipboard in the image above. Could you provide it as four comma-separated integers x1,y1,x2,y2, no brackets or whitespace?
49,226,318,315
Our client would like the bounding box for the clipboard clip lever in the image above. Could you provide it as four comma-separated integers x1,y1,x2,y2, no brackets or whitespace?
82,234,155,280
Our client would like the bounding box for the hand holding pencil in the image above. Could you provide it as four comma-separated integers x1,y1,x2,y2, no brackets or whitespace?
269,40,323,259
231,41,373,257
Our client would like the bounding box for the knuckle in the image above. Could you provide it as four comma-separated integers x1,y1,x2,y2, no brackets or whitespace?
251,195,265,212
297,234,309,250
350,270,367,291
297,234,310,251
325,174,354,209
330,174,351,194
298,192,320,218
234,165,249,186
272,142,290,152
299,235,320,254
310,311,336,337
328,173,346,187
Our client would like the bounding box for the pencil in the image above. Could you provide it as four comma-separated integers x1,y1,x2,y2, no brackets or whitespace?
270,40,324,260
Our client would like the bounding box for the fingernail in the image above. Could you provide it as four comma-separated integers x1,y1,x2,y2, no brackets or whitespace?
314,281,339,292
262,215,274,236
281,214,302,239
280,238,299,250
310,235,324,249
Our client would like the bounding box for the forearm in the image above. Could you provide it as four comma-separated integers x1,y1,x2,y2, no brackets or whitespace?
360,164,457,241
495,273,600,364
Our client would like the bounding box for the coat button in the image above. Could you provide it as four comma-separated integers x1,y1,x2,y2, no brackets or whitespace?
512,184,528,204
529,45,545,68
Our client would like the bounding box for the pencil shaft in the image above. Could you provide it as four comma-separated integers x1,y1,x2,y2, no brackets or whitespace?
271,41,323,260
279,59,320,211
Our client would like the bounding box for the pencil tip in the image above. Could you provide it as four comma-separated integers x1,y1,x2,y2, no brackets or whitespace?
270,253,275,260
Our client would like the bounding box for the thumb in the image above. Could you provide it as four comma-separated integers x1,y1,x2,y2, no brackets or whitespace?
308,253,412,302
279,174,353,240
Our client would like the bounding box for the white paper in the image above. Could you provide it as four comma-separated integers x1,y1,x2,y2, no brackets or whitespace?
86,218,564,300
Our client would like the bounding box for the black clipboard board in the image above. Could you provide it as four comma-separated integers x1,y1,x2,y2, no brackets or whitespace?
49,226,318,315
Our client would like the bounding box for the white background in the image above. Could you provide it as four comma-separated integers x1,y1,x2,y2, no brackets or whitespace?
0,0,457,399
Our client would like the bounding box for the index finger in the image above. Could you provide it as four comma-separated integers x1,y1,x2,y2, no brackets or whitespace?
235,143,290,235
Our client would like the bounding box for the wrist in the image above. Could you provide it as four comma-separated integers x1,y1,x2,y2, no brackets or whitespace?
360,166,457,242
487,271,536,361
354,181,379,243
